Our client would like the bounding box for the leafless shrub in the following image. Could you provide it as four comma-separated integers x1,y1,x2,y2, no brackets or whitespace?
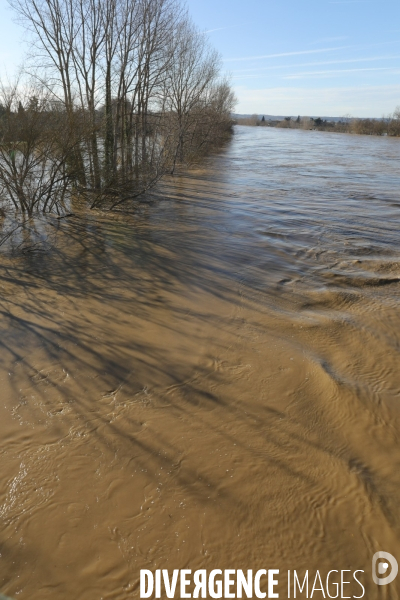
0,84,78,214
350,118,386,136
236,115,260,126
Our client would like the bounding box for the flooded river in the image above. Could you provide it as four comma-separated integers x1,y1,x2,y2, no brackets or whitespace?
1,126,400,599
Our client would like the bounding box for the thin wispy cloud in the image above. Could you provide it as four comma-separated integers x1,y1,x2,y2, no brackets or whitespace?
225,40,400,63
284,67,399,80
328,1,371,3
224,45,351,63
204,23,247,34
232,55,400,75
232,54,400,79
204,26,229,33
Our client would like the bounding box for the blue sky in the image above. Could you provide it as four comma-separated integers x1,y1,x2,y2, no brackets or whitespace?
186,0,400,117
1,0,399,117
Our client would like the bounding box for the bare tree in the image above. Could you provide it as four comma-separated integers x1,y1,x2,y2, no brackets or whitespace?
0,83,76,214
5,0,236,212
164,18,222,172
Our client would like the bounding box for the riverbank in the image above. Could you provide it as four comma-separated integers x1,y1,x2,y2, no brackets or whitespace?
236,114,400,136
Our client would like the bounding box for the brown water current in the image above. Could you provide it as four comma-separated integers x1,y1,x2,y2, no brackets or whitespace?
1,126,400,599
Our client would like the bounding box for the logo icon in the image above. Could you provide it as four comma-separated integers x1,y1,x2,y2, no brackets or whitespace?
372,551,398,585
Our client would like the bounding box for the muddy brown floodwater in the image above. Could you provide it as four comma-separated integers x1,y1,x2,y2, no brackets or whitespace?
1,126,400,599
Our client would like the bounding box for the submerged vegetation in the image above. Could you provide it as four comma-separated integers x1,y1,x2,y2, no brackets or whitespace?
0,0,236,216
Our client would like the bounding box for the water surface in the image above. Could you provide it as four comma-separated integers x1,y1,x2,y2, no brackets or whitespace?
1,126,400,598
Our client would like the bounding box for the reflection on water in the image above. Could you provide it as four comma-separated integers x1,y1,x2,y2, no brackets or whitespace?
1,126,400,599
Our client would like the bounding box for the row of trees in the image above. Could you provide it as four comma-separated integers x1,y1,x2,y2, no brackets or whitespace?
274,113,400,134
256,112,400,135
0,0,236,214
276,113,400,135
236,111,400,136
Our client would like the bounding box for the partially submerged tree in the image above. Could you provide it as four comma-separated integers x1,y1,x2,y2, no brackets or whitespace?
0,83,78,214
3,0,235,213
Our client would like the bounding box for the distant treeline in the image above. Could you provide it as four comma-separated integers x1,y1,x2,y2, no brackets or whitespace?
236,111,400,137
